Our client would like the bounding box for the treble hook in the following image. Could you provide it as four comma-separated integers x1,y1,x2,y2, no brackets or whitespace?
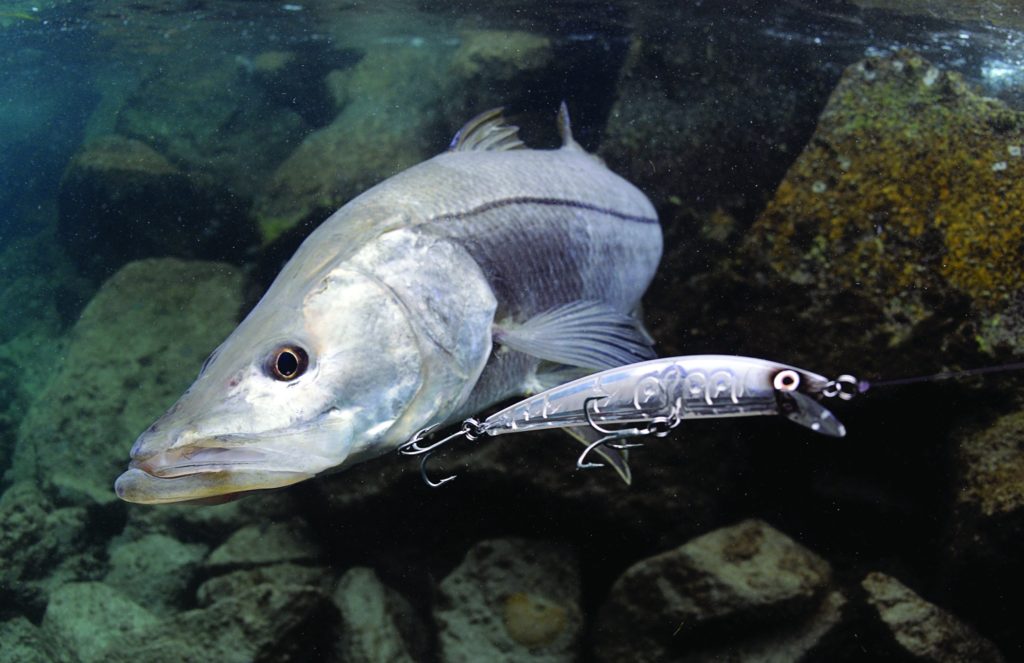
574,397,648,470
397,418,483,488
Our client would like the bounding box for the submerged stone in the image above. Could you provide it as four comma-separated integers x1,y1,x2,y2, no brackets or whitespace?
862,571,1004,662
594,519,836,662
946,409,1024,653
435,537,582,663
205,521,322,570
11,258,244,504
253,45,445,243
104,533,208,616
42,582,159,663
747,49,1024,357
332,566,428,662
57,135,257,279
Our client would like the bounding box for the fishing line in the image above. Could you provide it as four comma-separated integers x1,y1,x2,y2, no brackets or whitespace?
857,360,1024,393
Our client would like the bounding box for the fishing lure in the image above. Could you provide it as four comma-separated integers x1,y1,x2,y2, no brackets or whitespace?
399,355,859,486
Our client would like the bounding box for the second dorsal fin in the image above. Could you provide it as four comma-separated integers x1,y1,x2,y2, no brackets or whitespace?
448,108,526,152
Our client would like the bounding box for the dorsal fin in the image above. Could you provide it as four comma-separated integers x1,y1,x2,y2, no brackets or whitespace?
448,108,525,152
557,101,584,151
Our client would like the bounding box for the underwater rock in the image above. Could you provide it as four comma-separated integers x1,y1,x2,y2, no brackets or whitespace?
104,571,336,663
103,533,208,616
42,581,159,663
196,562,335,607
0,226,91,474
599,16,835,283
443,29,554,119
593,519,835,662
945,409,1024,652
11,258,244,505
0,616,56,663
861,572,1005,662
253,45,446,243
116,56,308,202
57,135,257,280
957,409,1024,520
449,30,552,82
746,48,1024,362
205,521,322,571
0,482,95,621
434,537,582,663
315,420,742,569
332,566,429,663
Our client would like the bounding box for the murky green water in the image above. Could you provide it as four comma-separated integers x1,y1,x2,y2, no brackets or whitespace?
1,1,1023,661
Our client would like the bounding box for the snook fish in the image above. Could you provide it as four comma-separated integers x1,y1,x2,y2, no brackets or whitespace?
115,106,662,504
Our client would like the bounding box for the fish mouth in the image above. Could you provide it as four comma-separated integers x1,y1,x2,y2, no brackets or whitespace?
116,410,358,505
130,446,272,478
115,444,319,505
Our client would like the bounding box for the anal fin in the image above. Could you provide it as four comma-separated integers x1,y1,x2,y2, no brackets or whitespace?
564,426,633,485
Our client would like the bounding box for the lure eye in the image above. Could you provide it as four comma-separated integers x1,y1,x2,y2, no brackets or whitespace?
773,369,801,392
268,345,309,381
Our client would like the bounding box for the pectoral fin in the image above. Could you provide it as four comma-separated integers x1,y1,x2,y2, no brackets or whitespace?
494,301,656,370
563,426,632,485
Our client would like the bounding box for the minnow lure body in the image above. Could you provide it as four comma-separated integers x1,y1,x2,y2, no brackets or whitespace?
402,355,856,485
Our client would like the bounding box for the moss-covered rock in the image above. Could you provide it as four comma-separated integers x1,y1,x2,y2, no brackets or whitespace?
42,582,160,663
116,56,308,201
253,46,446,243
0,482,97,620
11,258,244,505
104,534,208,616
748,49,1024,356
58,136,258,279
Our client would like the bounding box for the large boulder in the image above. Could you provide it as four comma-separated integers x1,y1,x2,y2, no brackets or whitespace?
0,616,57,663
57,135,257,279
205,521,322,572
42,582,160,663
593,519,837,662
332,566,429,662
42,572,336,663
11,258,244,504
0,483,96,621
253,45,446,243
946,409,1024,652
434,538,583,663
742,49,1024,367
115,55,309,201
861,572,1004,662
0,226,88,474
104,533,208,616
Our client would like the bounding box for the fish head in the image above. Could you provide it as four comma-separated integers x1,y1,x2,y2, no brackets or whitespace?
115,266,426,504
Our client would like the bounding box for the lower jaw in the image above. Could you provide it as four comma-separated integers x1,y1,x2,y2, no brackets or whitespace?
113,467,313,505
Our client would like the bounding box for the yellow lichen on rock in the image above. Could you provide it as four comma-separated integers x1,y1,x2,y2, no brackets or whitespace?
749,49,1024,349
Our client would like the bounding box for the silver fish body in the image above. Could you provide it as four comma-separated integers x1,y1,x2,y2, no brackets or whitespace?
115,108,662,504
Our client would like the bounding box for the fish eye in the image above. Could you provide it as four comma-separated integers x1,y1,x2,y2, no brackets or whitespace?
268,345,309,381
773,369,800,392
